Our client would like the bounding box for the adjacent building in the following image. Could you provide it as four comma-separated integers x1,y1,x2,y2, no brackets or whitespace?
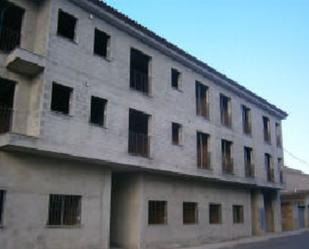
281,167,309,231
0,1,287,249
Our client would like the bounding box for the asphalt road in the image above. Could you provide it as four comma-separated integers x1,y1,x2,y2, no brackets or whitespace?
226,231,309,249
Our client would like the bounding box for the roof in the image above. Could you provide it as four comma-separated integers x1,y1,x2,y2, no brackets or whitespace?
85,0,288,118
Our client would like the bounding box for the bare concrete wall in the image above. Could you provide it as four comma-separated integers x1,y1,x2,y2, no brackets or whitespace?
110,174,143,249
110,173,252,249
28,0,284,188
0,151,111,249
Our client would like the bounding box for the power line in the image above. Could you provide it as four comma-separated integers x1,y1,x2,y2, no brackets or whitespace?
284,148,309,168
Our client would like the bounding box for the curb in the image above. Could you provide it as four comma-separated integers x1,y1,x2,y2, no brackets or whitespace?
179,229,309,249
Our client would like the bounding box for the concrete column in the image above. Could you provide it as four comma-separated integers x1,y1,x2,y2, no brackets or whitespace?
251,190,266,235
101,171,112,249
271,191,282,233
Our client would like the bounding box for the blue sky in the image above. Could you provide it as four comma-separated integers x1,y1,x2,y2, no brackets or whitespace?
105,0,309,173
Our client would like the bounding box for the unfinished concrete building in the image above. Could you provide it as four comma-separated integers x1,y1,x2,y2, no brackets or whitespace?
0,0,287,249
281,167,309,231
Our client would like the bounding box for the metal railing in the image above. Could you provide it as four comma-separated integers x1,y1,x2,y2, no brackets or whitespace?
221,112,232,128
0,106,13,134
130,69,149,94
197,101,209,118
280,170,284,184
0,26,21,52
245,163,255,178
264,131,271,143
128,131,150,157
222,157,234,174
243,122,252,135
267,168,275,183
197,151,211,169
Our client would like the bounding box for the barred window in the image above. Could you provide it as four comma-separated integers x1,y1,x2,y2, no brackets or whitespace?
209,204,222,224
48,194,81,226
233,205,244,224
148,201,167,225
183,202,198,224
0,190,5,225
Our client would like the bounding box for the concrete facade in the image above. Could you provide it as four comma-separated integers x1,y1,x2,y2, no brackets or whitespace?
281,167,309,231
0,0,287,249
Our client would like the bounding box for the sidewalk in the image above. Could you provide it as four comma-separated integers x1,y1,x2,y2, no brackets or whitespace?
179,229,309,249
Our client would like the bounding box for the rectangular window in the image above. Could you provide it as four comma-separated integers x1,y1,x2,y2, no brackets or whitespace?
171,68,181,89
233,205,244,224
128,109,150,157
242,105,251,135
90,96,107,127
195,81,209,118
130,48,151,94
265,153,274,183
94,28,110,58
172,122,182,145
57,9,77,40
263,116,271,143
0,190,5,225
51,83,73,115
47,194,81,226
197,132,210,169
0,2,24,51
220,94,232,127
183,202,198,224
278,158,283,183
222,139,233,174
244,147,254,177
0,78,15,134
209,204,222,224
276,122,282,147
148,201,167,225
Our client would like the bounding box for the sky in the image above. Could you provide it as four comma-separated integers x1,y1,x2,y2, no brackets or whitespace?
104,0,309,173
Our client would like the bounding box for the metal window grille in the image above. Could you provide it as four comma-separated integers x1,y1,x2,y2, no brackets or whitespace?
263,117,271,143
209,204,221,224
197,132,211,169
233,205,244,224
222,140,233,174
148,201,167,225
48,194,81,226
242,105,252,135
220,94,231,127
196,82,209,118
183,202,198,224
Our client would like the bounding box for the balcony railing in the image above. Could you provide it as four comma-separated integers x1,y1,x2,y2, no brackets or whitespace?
0,106,13,134
197,151,211,170
222,157,234,174
130,69,149,94
0,26,21,52
267,168,275,183
128,131,150,157
245,163,255,178
221,112,232,128
197,102,209,119
264,131,271,143
243,122,252,135
280,170,284,184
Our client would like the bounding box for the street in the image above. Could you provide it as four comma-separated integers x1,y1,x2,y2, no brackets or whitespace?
225,231,309,249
